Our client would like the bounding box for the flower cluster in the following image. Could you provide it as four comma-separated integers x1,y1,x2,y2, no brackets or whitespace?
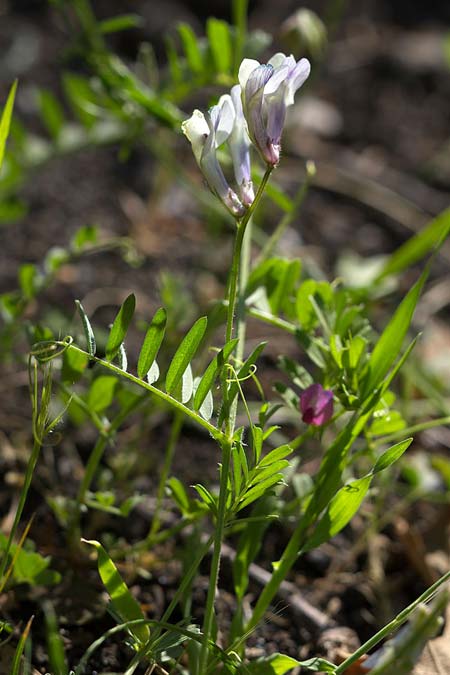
182,53,310,218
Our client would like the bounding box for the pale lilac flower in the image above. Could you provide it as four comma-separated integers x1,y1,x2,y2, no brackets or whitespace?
229,85,254,206
182,95,245,218
300,383,333,426
238,53,310,166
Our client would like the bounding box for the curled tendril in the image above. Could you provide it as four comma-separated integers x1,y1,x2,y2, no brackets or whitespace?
28,337,73,445
225,363,258,385
30,335,73,363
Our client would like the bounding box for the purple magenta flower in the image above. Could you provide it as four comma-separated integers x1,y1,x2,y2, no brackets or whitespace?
182,95,246,218
238,53,310,166
300,383,333,426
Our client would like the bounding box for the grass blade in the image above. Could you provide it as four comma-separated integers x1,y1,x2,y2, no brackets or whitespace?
377,208,450,280
11,616,33,675
82,539,149,644
0,80,17,171
362,267,428,399
207,18,232,74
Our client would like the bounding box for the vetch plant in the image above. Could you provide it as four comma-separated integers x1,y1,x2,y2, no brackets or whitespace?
3,3,450,671
41,50,448,673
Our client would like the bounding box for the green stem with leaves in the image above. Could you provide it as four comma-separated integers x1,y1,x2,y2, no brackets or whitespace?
198,439,232,673
200,168,272,672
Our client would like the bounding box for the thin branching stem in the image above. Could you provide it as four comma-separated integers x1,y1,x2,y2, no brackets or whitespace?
199,167,273,672
64,344,224,442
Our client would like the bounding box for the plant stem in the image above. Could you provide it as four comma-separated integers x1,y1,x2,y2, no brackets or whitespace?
147,412,183,543
198,439,232,673
334,568,450,674
201,168,273,672
64,344,224,442
0,435,42,583
225,167,273,347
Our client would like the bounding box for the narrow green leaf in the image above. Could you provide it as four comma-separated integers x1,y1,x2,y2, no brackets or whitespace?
165,316,207,394
362,267,428,398
259,444,292,468
99,14,143,34
45,602,69,675
75,299,96,357
11,616,33,675
193,338,239,410
165,35,183,84
248,460,290,487
71,224,98,252
105,293,135,362
19,263,38,299
378,208,450,280
207,18,232,73
304,475,372,551
63,73,98,128
178,23,203,74
238,474,284,511
193,484,217,514
38,89,65,140
137,307,167,379
373,438,413,474
0,80,17,172
167,477,190,513
82,539,149,644
269,259,301,316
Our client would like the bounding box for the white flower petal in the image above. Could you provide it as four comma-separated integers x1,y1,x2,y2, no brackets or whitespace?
285,58,311,106
181,110,209,163
238,58,260,89
215,94,235,146
268,52,288,69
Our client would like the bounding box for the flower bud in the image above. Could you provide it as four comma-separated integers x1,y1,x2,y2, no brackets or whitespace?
300,383,333,426
280,9,327,60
